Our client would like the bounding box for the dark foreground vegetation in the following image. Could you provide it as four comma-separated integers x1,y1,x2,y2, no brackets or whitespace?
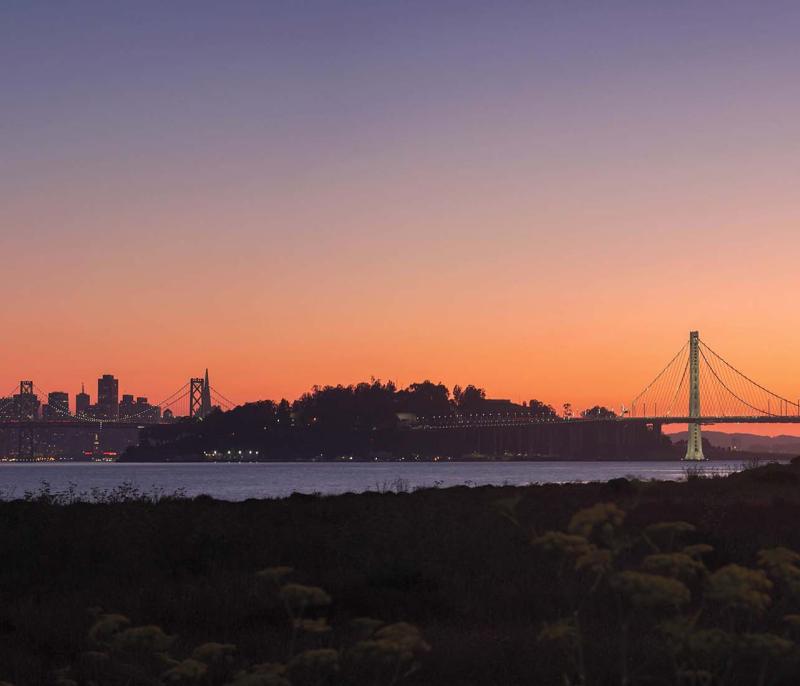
8,462,800,684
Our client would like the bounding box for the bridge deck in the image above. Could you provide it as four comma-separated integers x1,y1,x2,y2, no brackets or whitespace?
2,416,799,432
0,420,160,429
417,415,800,428
626,416,800,424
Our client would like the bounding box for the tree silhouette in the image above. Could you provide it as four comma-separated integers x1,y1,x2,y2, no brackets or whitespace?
457,385,486,413
580,405,617,419
528,399,558,420
396,381,451,416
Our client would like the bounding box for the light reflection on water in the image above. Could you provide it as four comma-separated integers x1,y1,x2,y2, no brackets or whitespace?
0,459,782,502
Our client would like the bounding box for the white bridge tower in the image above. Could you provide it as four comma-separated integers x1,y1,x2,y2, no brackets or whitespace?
684,330,705,461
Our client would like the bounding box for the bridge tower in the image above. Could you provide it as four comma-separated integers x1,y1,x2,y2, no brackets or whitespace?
684,331,705,461
189,371,212,420
17,380,36,459
189,377,204,419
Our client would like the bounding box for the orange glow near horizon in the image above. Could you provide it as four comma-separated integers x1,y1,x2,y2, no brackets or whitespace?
4,181,800,436
4,4,800,438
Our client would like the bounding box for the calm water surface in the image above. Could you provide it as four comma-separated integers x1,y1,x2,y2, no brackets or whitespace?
0,460,772,501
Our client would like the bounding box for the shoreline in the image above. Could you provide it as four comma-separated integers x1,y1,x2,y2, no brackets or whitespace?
2,453,791,464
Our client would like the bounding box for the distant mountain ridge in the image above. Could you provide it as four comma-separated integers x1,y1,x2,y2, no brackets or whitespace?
668,430,800,455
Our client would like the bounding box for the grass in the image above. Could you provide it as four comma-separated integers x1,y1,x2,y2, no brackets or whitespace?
4,460,800,684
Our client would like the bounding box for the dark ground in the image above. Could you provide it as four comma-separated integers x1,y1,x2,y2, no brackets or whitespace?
5,461,800,684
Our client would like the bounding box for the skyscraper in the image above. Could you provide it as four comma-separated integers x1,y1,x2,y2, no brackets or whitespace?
201,368,212,419
136,397,161,423
43,391,69,420
119,393,160,422
118,394,136,420
76,384,90,417
97,374,119,420
13,383,40,420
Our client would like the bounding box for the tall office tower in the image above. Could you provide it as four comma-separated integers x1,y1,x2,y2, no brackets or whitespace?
97,374,119,420
118,394,136,420
14,383,40,420
76,384,90,417
136,397,161,422
44,391,69,420
201,368,212,418
0,396,12,420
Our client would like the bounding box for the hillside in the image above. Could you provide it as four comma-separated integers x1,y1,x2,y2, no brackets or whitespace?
668,429,800,455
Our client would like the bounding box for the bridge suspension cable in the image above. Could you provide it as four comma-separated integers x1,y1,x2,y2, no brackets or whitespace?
27,382,194,423
210,387,236,411
698,341,799,417
629,333,800,419
630,342,689,418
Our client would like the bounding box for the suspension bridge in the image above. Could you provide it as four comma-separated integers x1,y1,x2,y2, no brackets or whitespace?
628,330,800,459
420,331,800,461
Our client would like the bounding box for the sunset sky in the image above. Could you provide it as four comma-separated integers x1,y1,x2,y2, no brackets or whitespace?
3,2,800,428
